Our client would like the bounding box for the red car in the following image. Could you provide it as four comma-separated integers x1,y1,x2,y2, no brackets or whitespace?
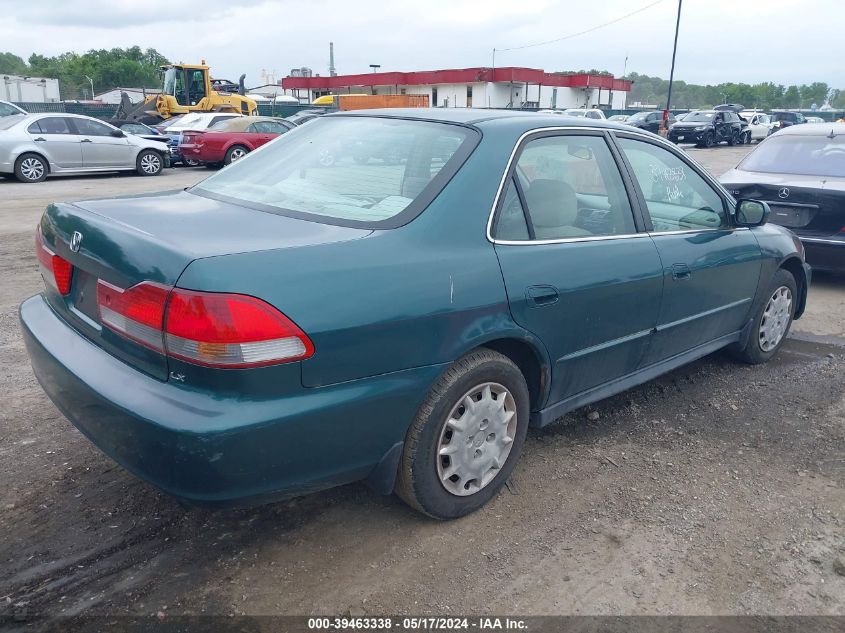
179,116,295,166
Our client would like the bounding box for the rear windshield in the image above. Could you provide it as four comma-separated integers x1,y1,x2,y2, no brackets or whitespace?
683,112,715,122
739,135,845,178
193,116,478,228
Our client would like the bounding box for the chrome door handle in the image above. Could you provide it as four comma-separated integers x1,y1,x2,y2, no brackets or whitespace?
80,139,93,143
33,137,46,142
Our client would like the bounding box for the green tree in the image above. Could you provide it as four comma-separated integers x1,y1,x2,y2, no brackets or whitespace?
782,85,801,108
0,52,28,75
799,82,829,108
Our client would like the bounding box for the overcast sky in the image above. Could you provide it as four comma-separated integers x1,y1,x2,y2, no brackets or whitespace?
1,0,842,89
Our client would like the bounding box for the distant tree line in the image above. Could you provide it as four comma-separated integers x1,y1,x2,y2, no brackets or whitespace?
621,71,845,110
0,47,169,100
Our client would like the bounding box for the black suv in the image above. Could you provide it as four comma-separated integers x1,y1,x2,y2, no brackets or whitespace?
769,110,806,131
668,110,744,147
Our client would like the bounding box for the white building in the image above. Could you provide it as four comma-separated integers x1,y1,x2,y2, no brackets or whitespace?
94,87,161,104
1,75,61,103
281,66,631,110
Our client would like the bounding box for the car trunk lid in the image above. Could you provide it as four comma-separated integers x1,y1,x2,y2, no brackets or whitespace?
38,190,371,380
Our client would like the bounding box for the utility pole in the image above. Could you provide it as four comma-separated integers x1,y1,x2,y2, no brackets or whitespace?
662,0,682,135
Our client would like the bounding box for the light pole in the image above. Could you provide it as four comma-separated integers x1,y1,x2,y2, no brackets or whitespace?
84,75,94,100
369,64,380,95
662,0,683,135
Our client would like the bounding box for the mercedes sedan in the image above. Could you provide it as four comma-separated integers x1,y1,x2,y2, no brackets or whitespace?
21,110,810,519
721,123,845,273
0,113,169,182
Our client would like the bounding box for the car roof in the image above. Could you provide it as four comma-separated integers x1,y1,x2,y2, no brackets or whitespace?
211,116,288,132
329,107,635,133
773,122,845,136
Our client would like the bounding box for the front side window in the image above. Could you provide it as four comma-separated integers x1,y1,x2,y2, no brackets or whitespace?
119,123,151,135
73,118,115,136
617,137,727,232
194,116,476,227
504,134,635,240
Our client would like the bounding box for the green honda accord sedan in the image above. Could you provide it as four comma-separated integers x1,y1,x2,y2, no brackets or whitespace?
20,109,810,519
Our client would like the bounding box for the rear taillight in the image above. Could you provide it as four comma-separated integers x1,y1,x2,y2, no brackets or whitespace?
97,280,169,352
96,280,314,368
35,227,73,295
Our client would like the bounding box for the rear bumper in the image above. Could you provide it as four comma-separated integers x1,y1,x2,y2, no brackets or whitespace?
20,294,441,506
179,143,216,163
800,236,845,273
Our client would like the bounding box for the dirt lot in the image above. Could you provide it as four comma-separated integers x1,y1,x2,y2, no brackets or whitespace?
1,148,843,623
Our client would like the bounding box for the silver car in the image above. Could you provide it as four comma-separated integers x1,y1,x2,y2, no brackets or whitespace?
0,113,169,183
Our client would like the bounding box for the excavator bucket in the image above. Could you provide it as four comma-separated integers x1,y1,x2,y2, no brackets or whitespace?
113,92,165,124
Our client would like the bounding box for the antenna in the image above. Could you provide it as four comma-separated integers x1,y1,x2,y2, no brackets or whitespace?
329,42,336,77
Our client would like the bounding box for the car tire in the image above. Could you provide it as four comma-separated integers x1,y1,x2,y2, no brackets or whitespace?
395,348,530,520
727,131,738,146
224,145,249,165
136,150,163,176
744,132,752,144
704,132,715,148
730,268,797,365
14,153,48,183
182,158,200,167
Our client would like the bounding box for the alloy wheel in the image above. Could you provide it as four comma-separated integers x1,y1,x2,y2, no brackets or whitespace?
20,157,45,181
229,147,247,162
436,382,517,497
140,153,161,174
758,286,792,352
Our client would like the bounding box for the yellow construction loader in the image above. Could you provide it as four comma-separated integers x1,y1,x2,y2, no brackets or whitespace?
115,61,258,123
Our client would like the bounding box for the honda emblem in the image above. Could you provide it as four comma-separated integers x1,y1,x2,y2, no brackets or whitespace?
70,231,83,253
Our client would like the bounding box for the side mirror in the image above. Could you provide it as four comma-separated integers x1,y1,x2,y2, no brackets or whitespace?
110,129,126,138
735,199,770,226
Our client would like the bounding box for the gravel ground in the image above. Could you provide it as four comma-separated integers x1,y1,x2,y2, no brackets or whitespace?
0,149,843,623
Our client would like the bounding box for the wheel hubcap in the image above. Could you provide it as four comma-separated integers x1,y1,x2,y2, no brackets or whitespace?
436,382,517,497
759,285,792,352
141,154,160,174
230,148,246,161
21,158,44,180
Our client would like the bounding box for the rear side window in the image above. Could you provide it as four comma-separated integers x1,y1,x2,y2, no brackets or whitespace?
499,134,636,240
38,117,73,134
194,117,477,228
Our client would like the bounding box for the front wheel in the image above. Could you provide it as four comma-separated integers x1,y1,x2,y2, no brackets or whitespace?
395,348,530,520
730,269,797,364
704,132,715,148
136,150,163,176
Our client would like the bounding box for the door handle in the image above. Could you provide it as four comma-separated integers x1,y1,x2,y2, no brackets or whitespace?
671,263,691,281
526,285,559,306
34,137,46,142
80,138,93,143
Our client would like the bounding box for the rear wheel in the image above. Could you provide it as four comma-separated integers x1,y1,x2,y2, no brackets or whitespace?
14,153,48,183
395,348,530,519
136,150,163,176
727,130,739,146
224,145,249,165
731,269,797,364
182,158,200,167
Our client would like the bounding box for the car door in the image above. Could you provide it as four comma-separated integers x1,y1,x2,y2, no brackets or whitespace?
26,117,83,169
492,130,664,404
71,118,135,168
647,112,661,133
613,133,762,363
